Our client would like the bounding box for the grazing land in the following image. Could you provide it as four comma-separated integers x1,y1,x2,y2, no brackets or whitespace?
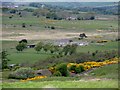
1,2,119,89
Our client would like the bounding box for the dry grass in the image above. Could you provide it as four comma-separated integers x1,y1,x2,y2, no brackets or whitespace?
2,29,117,41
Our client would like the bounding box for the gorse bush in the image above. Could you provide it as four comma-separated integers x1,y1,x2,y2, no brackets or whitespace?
8,67,35,79
53,71,62,76
75,65,85,73
56,63,69,77
68,64,85,74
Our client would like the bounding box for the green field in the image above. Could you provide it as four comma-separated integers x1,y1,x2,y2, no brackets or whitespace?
2,80,118,88
77,41,118,53
89,64,118,79
7,49,54,64
1,40,118,65
1,2,119,89
2,11,118,32
2,64,118,88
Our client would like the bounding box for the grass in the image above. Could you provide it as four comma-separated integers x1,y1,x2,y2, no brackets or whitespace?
2,63,118,88
2,80,118,88
77,41,118,53
1,40,118,64
7,48,54,64
1,40,55,64
2,11,118,32
89,64,118,79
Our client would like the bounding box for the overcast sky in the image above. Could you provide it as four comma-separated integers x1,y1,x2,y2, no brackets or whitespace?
1,0,120,2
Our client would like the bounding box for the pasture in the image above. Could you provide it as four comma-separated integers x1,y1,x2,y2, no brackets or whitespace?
2,12,118,31
2,11,118,65
1,40,118,65
1,3,119,89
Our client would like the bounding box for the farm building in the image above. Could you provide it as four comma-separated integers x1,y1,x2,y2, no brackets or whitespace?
27,44,36,48
54,39,71,47
71,41,89,46
54,39,89,47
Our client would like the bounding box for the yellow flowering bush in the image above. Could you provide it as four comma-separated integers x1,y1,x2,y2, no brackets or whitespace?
49,57,119,75
48,66,56,74
21,76,47,82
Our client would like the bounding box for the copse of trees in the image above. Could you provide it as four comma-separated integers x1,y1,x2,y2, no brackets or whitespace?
62,44,78,55
34,42,77,56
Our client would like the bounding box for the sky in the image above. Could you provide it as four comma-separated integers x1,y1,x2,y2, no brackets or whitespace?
1,0,120,2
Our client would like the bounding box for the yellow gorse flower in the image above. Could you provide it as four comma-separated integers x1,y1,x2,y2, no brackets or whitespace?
67,57,119,71
48,57,119,74
20,76,47,82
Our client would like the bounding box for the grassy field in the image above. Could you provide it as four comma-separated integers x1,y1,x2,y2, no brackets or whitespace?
1,40,118,64
2,12,118,31
2,64,118,88
77,41,118,53
89,64,118,79
0,40,118,65
1,4,119,89
2,80,118,88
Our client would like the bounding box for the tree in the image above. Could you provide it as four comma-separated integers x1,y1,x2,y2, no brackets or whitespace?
1,50,10,69
22,23,26,28
51,26,55,29
49,45,60,54
79,33,87,39
19,39,28,43
16,43,26,52
34,42,43,53
90,16,95,20
69,44,78,55
43,43,51,52
63,45,71,55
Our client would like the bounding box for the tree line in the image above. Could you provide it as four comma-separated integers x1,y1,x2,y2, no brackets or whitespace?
16,39,78,56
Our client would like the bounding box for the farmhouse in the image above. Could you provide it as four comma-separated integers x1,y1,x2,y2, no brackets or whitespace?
71,41,89,46
54,39,70,47
54,39,89,47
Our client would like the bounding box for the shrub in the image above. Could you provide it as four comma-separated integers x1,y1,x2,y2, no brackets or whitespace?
51,26,55,29
53,71,62,76
19,39,27,43
16,43,27,52
22,23,26,28
35,42,43,53
56,63,69,77
13,66,20,71
8,67,35,79
68,65,76,72
1,50,10,69
69,65,85,74
75,65,85,74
